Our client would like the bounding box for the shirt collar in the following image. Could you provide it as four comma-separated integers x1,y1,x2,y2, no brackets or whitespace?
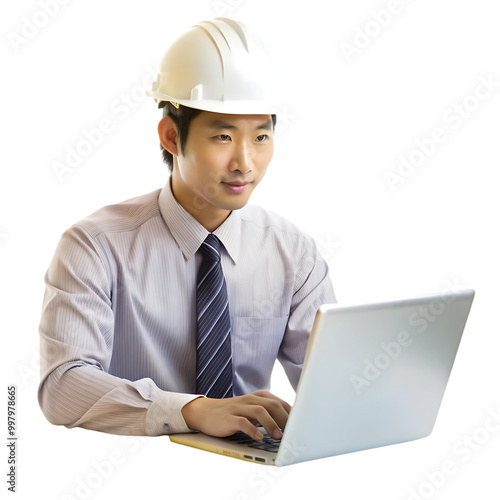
158,177,241,263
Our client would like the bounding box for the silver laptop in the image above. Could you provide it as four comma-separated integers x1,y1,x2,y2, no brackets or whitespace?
170,289,475,466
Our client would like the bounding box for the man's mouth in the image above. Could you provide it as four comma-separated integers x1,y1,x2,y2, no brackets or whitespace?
224,181,248,186
221,181,250,194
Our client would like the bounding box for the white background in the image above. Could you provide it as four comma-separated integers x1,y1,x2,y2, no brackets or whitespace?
2,0,499,499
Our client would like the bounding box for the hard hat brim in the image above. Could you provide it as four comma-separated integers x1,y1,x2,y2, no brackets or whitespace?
146,90,275,115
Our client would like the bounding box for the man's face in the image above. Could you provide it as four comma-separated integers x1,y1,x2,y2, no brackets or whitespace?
170,111,274,228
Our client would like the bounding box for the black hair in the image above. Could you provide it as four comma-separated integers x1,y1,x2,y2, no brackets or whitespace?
159,102,203,172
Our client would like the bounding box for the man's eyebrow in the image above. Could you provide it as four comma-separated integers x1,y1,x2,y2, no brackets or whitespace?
209,120,236,130
208,119,273,131
256,120,273,131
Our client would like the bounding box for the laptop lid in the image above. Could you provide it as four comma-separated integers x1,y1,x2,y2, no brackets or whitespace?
275,289,474,466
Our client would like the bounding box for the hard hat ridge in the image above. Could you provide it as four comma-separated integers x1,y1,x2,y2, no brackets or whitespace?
197,18,250,54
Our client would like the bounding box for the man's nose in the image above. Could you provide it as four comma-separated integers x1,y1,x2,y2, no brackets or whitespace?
228,141,252,173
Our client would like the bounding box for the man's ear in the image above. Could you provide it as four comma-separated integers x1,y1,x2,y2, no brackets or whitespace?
158,116,180,157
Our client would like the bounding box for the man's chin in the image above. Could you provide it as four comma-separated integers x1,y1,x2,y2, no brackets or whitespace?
217,199,250,212
215,186,255,209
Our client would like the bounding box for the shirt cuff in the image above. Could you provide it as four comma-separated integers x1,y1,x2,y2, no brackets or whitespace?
145,389,204,436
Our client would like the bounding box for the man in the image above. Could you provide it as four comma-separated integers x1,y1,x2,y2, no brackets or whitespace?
38,18,335,442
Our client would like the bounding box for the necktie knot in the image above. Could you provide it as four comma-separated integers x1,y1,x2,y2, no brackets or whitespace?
199,234,221,263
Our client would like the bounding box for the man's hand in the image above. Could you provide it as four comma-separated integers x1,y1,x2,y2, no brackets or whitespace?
181,390,291,441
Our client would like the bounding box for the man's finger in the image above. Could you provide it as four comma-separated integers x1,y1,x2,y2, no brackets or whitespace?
252,390,292,414
248,393,290,430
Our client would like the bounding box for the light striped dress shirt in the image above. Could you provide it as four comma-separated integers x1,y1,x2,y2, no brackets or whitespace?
38,179,335,436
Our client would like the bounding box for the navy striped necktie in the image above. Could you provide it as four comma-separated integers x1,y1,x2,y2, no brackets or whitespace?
195,234,233,399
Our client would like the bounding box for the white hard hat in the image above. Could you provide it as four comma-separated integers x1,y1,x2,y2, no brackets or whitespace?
146,18,276,114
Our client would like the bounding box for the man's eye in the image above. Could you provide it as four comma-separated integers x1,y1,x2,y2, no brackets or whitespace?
218,134,231,141
256,134,268,142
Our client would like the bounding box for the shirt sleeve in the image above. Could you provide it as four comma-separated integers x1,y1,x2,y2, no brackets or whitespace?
277,233,336,390
38,225,200,436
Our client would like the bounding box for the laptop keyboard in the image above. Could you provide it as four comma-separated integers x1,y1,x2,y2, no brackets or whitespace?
227,427,281,453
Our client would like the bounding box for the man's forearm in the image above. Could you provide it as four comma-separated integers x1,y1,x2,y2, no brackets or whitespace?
38,363,199,436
